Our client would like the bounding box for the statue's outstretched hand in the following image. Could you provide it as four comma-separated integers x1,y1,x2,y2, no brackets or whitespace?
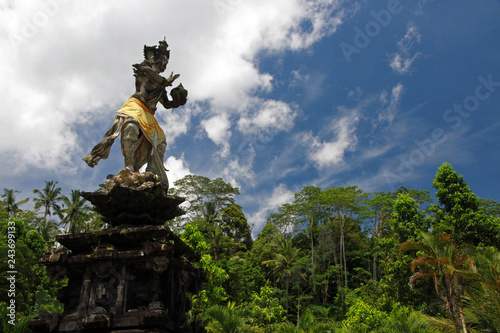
164,72,180,86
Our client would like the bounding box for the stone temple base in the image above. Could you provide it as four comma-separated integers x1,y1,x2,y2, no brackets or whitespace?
29,170,207,333
80,168,185,227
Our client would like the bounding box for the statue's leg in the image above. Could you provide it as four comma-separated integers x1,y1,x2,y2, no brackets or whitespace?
146,139,166,174
121,122,141,171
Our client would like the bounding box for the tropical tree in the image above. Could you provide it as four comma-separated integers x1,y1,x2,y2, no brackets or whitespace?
249,285,286,327
431,163,500,247
293,186,321,293
320,186,368,294
267,203,298,238
171,175,240,221
36,218,60,246
32,181,63,221
172,175,251,259
364,191,396,281
79,209,106,233
262,236,302,316
60,190,87,234
204,302,259,333
181,223,229,318
341,298,389,331
391,192,428,243
462,247,500,331
380,306,433,333
1,189,29,218
220,205,253,250
0,217,55,315
401,231,476,332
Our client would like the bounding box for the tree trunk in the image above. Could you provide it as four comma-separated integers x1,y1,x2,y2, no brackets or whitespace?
445,281,467,333
341,215,348,289
323,276,329,306
459,305,468,333
285,275,289,317
309,214,316,293
329,227,343,311
297,295,300,327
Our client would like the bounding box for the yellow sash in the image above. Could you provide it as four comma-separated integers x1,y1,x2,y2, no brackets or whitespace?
116,98,165,140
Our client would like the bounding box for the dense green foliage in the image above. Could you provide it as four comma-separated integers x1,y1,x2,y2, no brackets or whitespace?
1,163,499,332
0,182,104,331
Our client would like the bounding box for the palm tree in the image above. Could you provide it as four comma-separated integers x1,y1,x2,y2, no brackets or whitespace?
81,210,106,233
203,201,233,260
32,181,63,221
401,231,476,333
37,218,61,246
1,189,29,217
204,302,257,333
462,248,500,331
379,307,434,333
60,190,87,234
262,236,302,316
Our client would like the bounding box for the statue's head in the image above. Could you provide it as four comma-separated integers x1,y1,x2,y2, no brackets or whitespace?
143,37,170,73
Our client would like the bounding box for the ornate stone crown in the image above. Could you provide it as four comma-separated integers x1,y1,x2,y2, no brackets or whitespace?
143,37,170,60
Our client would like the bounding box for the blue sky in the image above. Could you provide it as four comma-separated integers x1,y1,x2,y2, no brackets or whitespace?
0,0,499,236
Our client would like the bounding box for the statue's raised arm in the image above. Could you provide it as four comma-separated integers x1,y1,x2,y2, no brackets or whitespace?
83,38,188,192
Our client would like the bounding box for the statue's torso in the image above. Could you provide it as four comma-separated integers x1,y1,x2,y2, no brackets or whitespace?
133,64,165,113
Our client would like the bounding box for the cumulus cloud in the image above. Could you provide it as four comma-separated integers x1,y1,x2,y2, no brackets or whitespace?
305,112,359,169
0,0,345,178
237,99,298,135
200,113,232,156
247,183,295,237
157,104,200,147
165,154,192,186
389,22,422,74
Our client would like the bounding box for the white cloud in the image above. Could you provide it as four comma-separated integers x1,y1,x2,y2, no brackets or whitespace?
157,103,201,146
200,113,232,156
378,83,404,124
348,87,363,101
305,112,359,168
247,183,295,237
237,99,298,135
165,154,191,186
222,157,256,189
0,0,345,177
389,22,422,74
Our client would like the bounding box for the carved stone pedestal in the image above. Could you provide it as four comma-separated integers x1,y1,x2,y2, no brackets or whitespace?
29,171,207,333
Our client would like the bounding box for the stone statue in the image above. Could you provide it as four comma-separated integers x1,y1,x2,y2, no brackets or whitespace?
83,38,187,190
29,38,206,333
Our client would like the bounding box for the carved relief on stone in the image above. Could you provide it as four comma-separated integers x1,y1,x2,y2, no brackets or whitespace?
46,265,67,281
91,260,115,279
143,237,173,255
146,255,170,273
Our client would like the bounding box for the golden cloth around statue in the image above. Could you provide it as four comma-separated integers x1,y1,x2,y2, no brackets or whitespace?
83,97,168,186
